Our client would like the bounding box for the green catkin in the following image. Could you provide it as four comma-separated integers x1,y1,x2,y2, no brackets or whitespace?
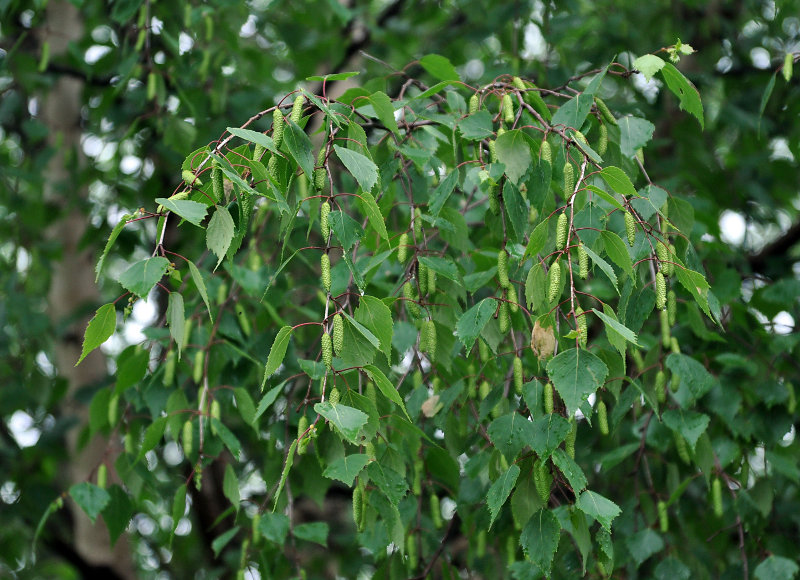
108,394,119,427
403,281,421,319
97,464,107,489
253,142,265,162
182,169,201,187
321,332,333,370
352,486,363,530
499,301,511,334
656,370,667,403
328,387,340,405
216,283,227,306
534,459,551,502
573,130,588,145
660,309,671,347
496,126,506,138
658,501,669,533
670,371,681,393
488,183,500,214
489,139,499,163
548,261,561,303
422,320,437,359
565,421,577,458
182,421,194,458
540,140,552,164
502,93,515,124
711,478,723,517
365,382,377,406
598,123,608,155
297,415,309,440
332,314,344,355
476,530,487,558
272,107,285,148
578,243,589,279
290,95,304,124
497,250,509,288
556,212,568,250
513,356,523,395
469,93,480,114
427,268,436,295
192,350,204,384
267,155,279,182
211,162,223,202
670,336,680,355
479,380,490,400
674,432,691,464
314,147,327,192
417,261,427,295
667,243,676,276
576,306,587,348
656,272,667,310
164,350,176,386
544,383,554,414
506,534,516,566
320,200,330,241
667,290,677,326
210,399,221,421
597,400,609,435
656,241,669,270
430,493,442,528
563,161,575,195
397,233,409,264
413,207,423,240
508,288,519,313
595,97,617,126
787,383,796,414
321,253,331,293
479,339,490,363
625,210,636,246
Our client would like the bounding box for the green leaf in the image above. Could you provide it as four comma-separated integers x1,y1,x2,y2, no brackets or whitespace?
362,365,410,420
118,257,170,299
226,126,279,155
322,454,370,486
530,414,572,459
459,110,494,140
328,210,364,252
524,220,549,260
503,180,528,243
69,482,110,524
283,119,315,178
170,485,186,537
582,243,618,293
210,418,242,459
618,116,656,158
206,206,235,270
487,464,520,528
488,412,537,462
547,348,609,417
258,512,290,544
660,62,704,129
419,53,460,81
754,556,800,580
654,557,691,580
633,54,665,81
626,528,665,567
662,409,710,451
341,312,380,350
223,463,240,510
366,462,408,504
455,298,497,352
167,292,185,358
368,91,400,136
354,297,393,365
674,265,712,318
552,449,588,493
591,308,639,346
314,401,369,445
187,260,213,322
357,188,389,241
76,303,116,366
211,526,240,558
103,485,133,547
551,92,595,129
520,509,560,577
601,230,634,279
495,129,532,185
137,416,167,462
585,185,625,211
599,166,637,198
758,73,777,134
306,71,359,82
333,145,378,192
293,522,329,547
262,326,292,386
666,353,714,402
429,169,460,217
418,255,460,284
95,212,133,282
155,198,208,226
273,439,297,511
576,490,621,531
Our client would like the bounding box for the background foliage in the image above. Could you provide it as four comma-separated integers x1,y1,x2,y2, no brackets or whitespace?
1,1,799,579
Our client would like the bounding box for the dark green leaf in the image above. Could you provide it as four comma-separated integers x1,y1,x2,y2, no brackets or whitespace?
314,401,369,445
754,556,799,580
520,509,560,576
223,463,240,509
210,418,242,459
550,92,594,129
95,212,134,282
103,485,133,547
211,527,239,558
601,230,634,279
626,528,665,567
547,349,609,416
226,127,279,155
429,169,460,217
495,129,532,185
666,353,714,402
69,482,110,524
187,260,213,322
660,63,704,129
591,308,639,346
262,326,292,386
455,298,497,352
599,166,637,198
355,297,393,365
366,462,408,504
363,365,410,420
328,210,364,252
357,188,389,241
322,454,370,486
576,490,620,531
76,303,116,366
283,119,315,178
618,116,656,158
368,91,399,136
167,292,185,358
662,409,709,451
487,464,520,528
259,513,290,544
552,449,588,493
488,412,537,462
459,111,494,140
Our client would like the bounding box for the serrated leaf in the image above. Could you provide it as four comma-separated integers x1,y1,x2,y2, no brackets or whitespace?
334,145,378,193
171,484,186,537
530,414,572,459
262,326,292,386
520,509,560,576
459,110,494,140
618,116,656,158
137,417,167,462
227,126,279,155
222,463,240,510
662,409,710,451
366,462,408,504
95,213,133,282
76,303,116,366
211,527,239,558
754,555,800,580
585,184,625,210
524,219,550,259
363,365,410,420
547,348,609,417
354,297,393,365
273,439,297,511
633,54,665,81
258,512,290,544
576,490,620,531
418,255,460,284
206,206,235,269
429,169,460,217
155,198,208,227
601,230,634,279
69,482,110,524
674,265,712,318
582,244,618,293
118,257,170,299
626,528,665,566
103,485,133,547
368,91,399,136
187,260,213,322
660,62,704,129
314,401,369,445
551,92,595,130
328,210,364,252
322,454,370,486
552,449,588,493
504,180,528,243
599,166,637,197
167,292,185,358
665,353,714,402
420,53,460,81
487,464,520,529
283,119,315,178
495,129,532,185
357,188,389,241
488,412,537,462
455,298,497,352
591,308,639,346
294,522,329,547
